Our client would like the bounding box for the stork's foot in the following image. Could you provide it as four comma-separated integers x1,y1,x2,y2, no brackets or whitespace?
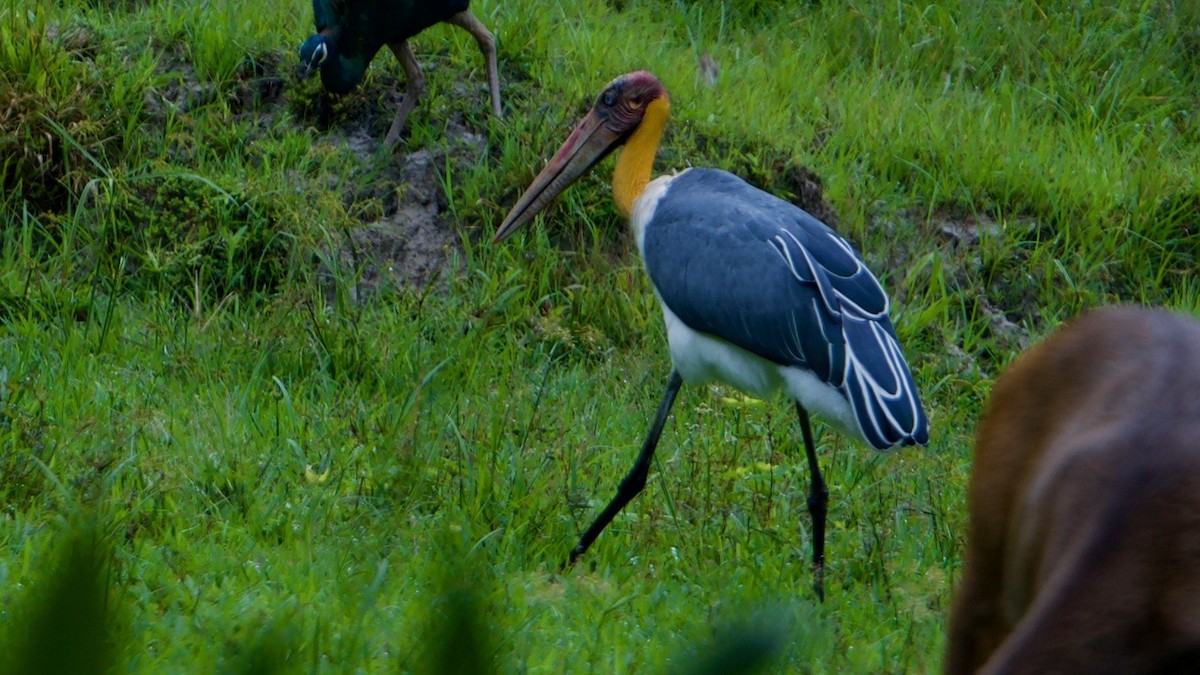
561,540,604,575
560,372,683,576
561,533,590,564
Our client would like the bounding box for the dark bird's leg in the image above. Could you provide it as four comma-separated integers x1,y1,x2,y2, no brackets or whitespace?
795,402,829,602
383,41,426,148
447,9,502,117
566,370,683,569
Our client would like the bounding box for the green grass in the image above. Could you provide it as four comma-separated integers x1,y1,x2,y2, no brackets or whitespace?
1,0,1197,671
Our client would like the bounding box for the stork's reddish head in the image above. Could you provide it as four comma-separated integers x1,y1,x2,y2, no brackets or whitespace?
494,71,668,243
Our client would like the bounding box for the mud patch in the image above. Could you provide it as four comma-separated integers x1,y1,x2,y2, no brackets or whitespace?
139,42,486,300
863,204,1041,374
144,47,286,120
320,121,486,301
931,210,1037,353
769,163,841,231
334,148,459,297
935,212,1001,248
46,21,99,61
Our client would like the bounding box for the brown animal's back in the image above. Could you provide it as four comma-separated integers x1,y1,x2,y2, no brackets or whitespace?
945,306,1200,674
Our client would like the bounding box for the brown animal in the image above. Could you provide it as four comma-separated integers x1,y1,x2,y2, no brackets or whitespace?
944,305,1200,674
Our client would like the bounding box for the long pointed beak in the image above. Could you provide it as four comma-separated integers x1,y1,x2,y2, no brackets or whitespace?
493,108,623,243
297,63,315,81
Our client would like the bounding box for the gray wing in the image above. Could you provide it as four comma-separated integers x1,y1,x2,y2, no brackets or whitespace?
642,169,928,449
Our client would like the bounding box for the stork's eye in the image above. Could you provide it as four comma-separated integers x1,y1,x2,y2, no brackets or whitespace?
602,91,615,106
314,42,328,65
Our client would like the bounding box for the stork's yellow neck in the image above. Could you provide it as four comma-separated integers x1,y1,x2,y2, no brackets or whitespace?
612,96,670,217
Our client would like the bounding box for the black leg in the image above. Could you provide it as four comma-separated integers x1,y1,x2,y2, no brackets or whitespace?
796,403,828,602
566,370,684,568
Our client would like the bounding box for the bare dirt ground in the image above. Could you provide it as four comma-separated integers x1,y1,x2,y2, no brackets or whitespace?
333,118,485,298
246,54,488,300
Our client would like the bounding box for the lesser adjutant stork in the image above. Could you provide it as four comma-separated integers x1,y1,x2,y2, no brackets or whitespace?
494,71,929,600
297,0,502,148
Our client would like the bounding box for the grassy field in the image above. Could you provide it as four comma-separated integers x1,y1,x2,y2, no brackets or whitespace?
2,0,1198,671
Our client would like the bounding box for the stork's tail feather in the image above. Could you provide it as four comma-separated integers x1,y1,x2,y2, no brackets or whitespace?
840,312,929,450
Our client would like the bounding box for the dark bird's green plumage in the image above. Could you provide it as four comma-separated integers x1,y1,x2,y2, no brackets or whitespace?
298,0,503,148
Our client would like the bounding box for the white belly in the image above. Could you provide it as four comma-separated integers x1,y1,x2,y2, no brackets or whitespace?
661,304,862,442
661,302,782,396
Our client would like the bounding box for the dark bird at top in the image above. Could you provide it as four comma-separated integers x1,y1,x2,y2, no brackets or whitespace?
297,0,503,148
